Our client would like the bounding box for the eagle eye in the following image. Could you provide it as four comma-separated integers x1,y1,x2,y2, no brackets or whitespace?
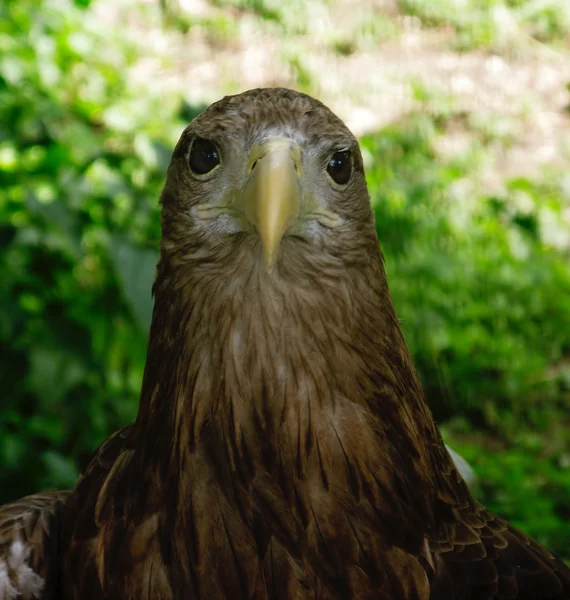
189,137,220,176
327,150,352,185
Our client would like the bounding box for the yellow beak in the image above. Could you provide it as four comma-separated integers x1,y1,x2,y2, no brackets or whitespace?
239,138,301,268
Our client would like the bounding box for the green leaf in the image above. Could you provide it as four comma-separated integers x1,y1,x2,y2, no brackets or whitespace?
109,235,158,333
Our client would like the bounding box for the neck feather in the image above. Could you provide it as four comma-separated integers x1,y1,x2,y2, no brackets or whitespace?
136,236,443,483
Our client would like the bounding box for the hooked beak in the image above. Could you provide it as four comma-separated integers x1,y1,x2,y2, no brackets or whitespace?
238,137,302,268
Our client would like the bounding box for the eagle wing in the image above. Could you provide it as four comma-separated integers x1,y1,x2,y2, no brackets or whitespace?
424,453,570,599
0,491,70,600
61,424,172,599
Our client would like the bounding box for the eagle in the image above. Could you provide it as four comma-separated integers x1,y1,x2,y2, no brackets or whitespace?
0,88,568,600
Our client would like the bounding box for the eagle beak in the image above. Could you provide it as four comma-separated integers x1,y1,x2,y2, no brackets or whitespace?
239,138,302,268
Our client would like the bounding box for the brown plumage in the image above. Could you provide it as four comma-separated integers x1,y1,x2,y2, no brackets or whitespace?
1,88,569,599
0,492,69,599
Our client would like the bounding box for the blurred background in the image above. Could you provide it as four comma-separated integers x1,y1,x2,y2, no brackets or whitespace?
1,0,569,558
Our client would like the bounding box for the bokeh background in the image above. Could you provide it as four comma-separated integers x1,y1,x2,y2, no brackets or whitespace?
1,0,569,559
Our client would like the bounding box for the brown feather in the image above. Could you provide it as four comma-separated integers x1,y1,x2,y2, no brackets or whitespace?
0,491,69,599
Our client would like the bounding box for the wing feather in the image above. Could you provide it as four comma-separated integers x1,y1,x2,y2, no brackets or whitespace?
429,502,570,599
0,491,70,600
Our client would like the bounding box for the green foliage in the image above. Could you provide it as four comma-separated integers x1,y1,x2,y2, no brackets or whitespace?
398,0,570,50
0,0,179,499
211,0,317,34
362,115,570,432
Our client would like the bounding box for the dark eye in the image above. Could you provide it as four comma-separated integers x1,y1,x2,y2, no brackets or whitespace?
189,137,220,175
327,150,352,185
